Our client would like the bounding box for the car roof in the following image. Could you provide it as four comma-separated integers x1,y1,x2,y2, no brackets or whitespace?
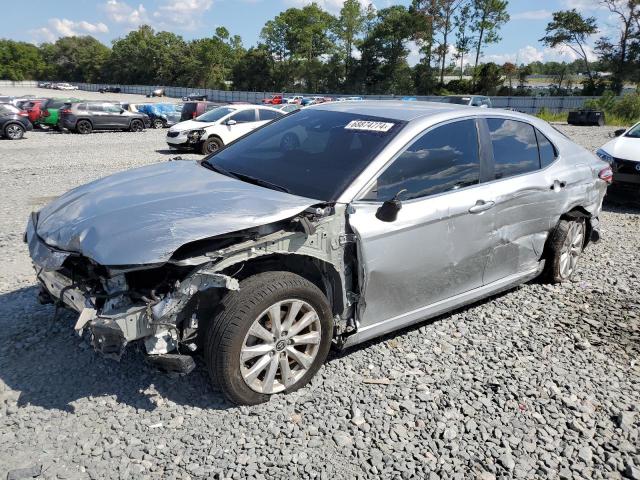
311,100,482,122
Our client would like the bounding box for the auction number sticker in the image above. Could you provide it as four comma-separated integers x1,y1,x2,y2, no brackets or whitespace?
345,120,395,132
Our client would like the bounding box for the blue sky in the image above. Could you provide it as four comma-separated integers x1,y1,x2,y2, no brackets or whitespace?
4,0,615,65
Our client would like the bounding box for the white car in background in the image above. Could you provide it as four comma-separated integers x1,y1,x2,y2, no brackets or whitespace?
166,104,284,154
287,95,304,104
55,83,78,91
597,121,640,188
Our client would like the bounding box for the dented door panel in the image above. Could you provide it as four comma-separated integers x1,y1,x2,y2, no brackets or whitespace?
349,183,497,331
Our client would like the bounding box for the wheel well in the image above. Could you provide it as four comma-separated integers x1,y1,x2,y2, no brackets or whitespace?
220,254,344,316
76,118,93,126
560,207,593,248
4,122,24,132
206,134,223,144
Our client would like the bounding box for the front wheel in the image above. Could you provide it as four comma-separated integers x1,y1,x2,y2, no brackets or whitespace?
204,272,333,405
129,119,144,132
152,118,164,129
545,218,586,283
201,137,223,155
4,123,25,140
76,120,92,134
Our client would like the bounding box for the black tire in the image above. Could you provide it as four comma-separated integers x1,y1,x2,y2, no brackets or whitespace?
152,118,165,129
544,217,586,283
76,120,92,134
204,271,333,405
4,123,25,140
130,119,144,132
201,136,223,155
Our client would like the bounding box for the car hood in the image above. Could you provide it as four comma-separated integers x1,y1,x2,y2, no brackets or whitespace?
35,161,319,266
169,119,214,132
601,136,639,161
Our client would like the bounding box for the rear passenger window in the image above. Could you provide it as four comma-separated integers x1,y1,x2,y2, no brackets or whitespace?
536,129,557,168
487,118,539,179
258,109,281,121
231,109,256,123
88,104,103,112
368,119,481,201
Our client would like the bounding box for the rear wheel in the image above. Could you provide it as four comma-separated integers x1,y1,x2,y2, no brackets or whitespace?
76,120,92,134
201,136,223,155
204,272,333,405
4,123,25,140
130,119,144,132
545,218,586,283
152,118,164,129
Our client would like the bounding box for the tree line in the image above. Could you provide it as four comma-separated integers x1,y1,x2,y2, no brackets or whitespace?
1,0,638,96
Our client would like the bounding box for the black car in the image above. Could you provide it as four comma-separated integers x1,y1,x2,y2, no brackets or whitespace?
99,86,122,94
0,103,33,140
58,101,151,133
182,93,208,101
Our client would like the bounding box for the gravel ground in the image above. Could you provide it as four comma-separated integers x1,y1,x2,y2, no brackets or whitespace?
0,105,639,480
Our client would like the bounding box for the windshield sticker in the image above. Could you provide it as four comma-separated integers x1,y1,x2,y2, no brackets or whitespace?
345,120,395,132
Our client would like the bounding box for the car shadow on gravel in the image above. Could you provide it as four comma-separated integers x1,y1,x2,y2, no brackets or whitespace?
0,286,234,413
603,190,640,212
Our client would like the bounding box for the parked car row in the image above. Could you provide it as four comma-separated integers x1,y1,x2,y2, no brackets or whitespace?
38,82,79,90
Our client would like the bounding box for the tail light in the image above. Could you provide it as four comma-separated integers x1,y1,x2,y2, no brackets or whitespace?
60,108,72,114
598,166,613,184
43,109,50,117
18,111,29,117
192,111,197,118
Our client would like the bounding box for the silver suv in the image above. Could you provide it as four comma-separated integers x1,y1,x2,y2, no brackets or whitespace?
26,101,610,405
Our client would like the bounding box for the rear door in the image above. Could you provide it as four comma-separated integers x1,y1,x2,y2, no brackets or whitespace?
87,103,109,128
103,103,126,128
349,118,497,335
480,117,561,284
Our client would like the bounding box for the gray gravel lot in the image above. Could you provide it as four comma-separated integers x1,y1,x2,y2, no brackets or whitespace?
0,100,639,480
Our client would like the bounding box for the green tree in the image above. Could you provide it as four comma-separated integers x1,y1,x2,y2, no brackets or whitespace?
357,6,415,94
453,3,472,79
540,10,598,82
0,40,45,80
471,0,510,74
474,61,503,94
336,0,366,87
232,45,275,91
595,0,640,93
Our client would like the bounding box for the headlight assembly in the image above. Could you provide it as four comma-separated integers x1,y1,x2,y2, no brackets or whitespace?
187,129,205,142
596,148,614,164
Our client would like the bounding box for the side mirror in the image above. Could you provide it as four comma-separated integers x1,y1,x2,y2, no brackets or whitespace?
226,119,237,126
120,108,125,114
376,198,402,222
614,128,625,137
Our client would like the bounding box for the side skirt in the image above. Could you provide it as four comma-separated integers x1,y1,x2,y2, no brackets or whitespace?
342,263,544,348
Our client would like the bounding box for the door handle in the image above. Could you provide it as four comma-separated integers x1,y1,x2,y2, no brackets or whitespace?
468,200,495,214
550,179,567,190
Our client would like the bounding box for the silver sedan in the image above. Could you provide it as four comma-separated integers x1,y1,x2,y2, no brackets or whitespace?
26,101,611,405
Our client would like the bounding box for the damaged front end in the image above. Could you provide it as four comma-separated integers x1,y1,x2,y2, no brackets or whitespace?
26,203,354,373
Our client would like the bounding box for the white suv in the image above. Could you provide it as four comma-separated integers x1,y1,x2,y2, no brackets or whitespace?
166,104,284,154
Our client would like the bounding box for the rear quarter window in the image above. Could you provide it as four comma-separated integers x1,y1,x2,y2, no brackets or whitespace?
536,129,557,168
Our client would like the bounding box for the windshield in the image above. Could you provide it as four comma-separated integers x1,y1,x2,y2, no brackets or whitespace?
203,109,406,201
625,123,640,138
195,106,235,122
440,96,471,105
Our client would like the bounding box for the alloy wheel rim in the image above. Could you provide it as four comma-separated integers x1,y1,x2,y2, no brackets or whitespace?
559,222,584,279
240,299,321,394
207,142,219,153
132,121,143,131
7,125,22,139
78,122,89,133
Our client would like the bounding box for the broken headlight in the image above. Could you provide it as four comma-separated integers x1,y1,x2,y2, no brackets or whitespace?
187,129,205,143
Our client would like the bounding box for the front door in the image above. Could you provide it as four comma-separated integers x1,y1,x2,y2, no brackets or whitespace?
348,118,496,334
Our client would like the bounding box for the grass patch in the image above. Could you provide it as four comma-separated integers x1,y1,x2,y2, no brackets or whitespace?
536,107,633,127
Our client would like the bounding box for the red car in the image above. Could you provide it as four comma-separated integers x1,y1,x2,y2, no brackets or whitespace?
262,94,284,105
22,99,45,125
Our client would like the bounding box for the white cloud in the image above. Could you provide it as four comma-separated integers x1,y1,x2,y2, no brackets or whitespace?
103,0,149,27
482,44,598,65
561,0,606,11
153,0,214,31
511,9,552,21
30,18,109,43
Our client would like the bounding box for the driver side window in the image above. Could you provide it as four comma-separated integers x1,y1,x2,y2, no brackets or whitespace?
230,109,257,123
362,119,481,201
